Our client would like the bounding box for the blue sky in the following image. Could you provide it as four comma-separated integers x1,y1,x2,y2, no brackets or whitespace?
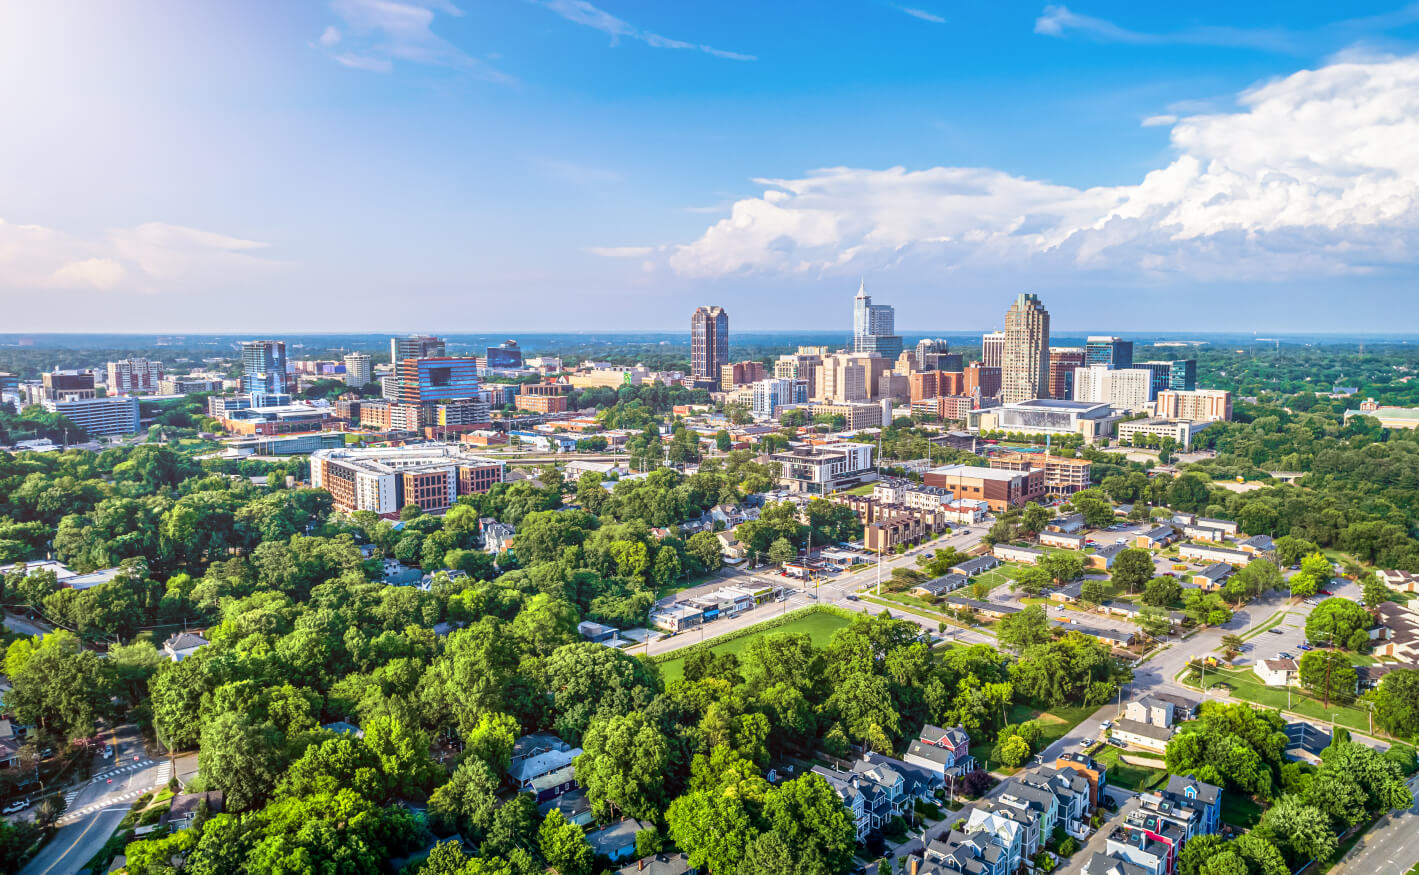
4,1,1419,333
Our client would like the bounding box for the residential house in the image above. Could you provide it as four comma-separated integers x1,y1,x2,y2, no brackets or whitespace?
1053,752,1108,809
1355,663,1419,692
1105,823,1174,875
1236,535,1275,556
1088,543,1127,571
1124,696,1176,728
322,720,364,738
1178,543,1250,566
1379,569,1419,592
1050,580,1084,603
1101,600,1142,620
482,521,516,555
1040,531,1086,550
1256,658,1298,687
924,829,1011,875
1191,563,1232,590
906,724,975,777
945,596,1022,620
951,556,1000,577
1372,602,1419,661
161,791,223,831
812,766,873,842
1083,852,1152,875
1109,718,1172,753
161,631,208,662
577,621,619,643
615,853,699,875
1148,693,1196,721
1059,623,1135,648
538,787,594,827
1196,517,1240,536
714,530,747,563
508,734,582,795
993,544,1044,565
912,574,969,598
962,806,1031,873
587,819,654,863
1157,774,1222,837
1134,526,1177,549
528,764,578,805
0,736,19,769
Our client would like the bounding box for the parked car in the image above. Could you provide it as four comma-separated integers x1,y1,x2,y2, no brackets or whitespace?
1299,642,1313,651
1079,737,1094,747
1267,628,1285,635
1099,721,1113,730
2,799,29,815
102,746,114,759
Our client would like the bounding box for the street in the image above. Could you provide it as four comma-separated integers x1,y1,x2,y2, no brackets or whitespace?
15,727,173,875
1331,774,1419,875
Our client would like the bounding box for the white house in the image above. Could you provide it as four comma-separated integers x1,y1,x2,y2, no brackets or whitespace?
162,632,209,662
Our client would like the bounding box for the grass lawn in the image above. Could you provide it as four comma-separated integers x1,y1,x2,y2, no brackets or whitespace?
657,611,854,683
1090,746,1167,791
1185,666,1375,733
1238,609,1291,641
973,568,1017,594
1221,793,1265,828
841,483,877,496
1007,701,1098,748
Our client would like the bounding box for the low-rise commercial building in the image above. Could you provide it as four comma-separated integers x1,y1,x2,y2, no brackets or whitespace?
924,464,1044,512
971,398,1121,443
1116,418,1214,450
1154,389,1232,422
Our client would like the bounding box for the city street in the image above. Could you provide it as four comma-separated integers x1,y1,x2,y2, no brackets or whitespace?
1331,773,1419,875
16,727,173,875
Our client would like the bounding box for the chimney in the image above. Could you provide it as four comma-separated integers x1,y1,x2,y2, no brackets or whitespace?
638,860,645,871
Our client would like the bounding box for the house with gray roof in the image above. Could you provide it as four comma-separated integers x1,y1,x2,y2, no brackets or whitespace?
586,819,654,863
952,555,1000,577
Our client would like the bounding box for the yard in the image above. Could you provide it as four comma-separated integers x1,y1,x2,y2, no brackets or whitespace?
1183,665,1377,734
1220,793,1265,828
1008,701,1098,748
1089,745,1167,792
657,610,855,683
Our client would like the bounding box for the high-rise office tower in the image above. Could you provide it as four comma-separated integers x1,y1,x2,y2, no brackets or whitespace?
344,353,372,387
1001,294,1050,403
1169,359,1197,391
106,358,164,394
915,338,959,371
981,331,1006,369
1048,348,1085,400
391,335,446,364
1136,362,1174,399
1085,336,1133,370
852,281,903,361
691,306,729,389
240,341,288,395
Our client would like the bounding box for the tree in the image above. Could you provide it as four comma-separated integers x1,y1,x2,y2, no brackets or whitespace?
1297,650,1357,706
1080,579,1110,606
363,714,441,799
1042,551,1085,585
1143,576,1182,607
1137,606,1173,640
715,429,731,452
429,757,500,838
463,711,520,775
1374,668,1419,738
1111,549,1155,594
1363,576,1392,608
1256,795,1337,865
666,789,755,875
539,809,594,875
198,712,284,811
995,604,1053,652
1013,565,1052,596
686,531,723,574
1304,598,1371,648
1020,503,1051,536
768,537,796,565
1289,573,1320,599
4,632,115,741
575,711,671,821
996,733,1030,768
762,772,857,875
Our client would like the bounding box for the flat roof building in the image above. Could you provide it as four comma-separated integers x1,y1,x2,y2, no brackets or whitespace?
311,445,505,516
41,396,140,437
924,463,1045,512
971,398,1121,443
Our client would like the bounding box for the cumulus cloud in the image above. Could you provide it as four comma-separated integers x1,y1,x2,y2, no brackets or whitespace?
0,218,271,295
667,55,1419,283
315,0,513,81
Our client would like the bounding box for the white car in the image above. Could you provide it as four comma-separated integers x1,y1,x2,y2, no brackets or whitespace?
2,799,29,815
1099,721,1113,730
102,746,114,759
1079,737,1094,747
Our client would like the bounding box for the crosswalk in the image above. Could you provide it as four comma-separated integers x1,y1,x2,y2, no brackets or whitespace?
56,759,168,826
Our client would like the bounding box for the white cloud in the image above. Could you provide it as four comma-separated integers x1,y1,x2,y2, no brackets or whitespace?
586,246,653,257
0,217,272,295
51,258,127,290
535,0,756,61
666,55,1419,284
897,6,947,25
1033,4,1296,53
1141,114,1177,127
316,0,513,81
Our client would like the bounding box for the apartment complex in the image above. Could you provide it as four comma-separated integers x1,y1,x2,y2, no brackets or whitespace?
159,377,224,395
690,305,729,389
1073,365,1153,411
770,443,876,494
311,445,505,516
107,358,164,394
343,352,372,387
750,378,808,420
1154,389,1232,422
1001,294,1050,403
817,353,892,403
988,451,1092,493
41,396,140,437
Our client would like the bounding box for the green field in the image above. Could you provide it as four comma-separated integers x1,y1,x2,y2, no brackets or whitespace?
1007,701,1098,748
657,611,855,683
1090,745,1167,791
1221,793,1265,828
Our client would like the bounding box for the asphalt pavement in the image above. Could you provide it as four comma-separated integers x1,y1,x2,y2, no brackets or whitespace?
1332,773,1419,875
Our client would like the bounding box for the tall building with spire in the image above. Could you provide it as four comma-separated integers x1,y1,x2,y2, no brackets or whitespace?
691,306,729,389
852,280,903,361
1001,294,1050,403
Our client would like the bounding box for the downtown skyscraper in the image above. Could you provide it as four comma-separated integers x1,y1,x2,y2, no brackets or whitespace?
691,305,729,389
1001,293,1050,403
852,281,903,361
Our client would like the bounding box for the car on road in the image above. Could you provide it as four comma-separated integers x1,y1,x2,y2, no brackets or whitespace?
2,799,30,814
1319,589,1332,596
1079,737,1094,746
1267,627,1284,635
845,594,858,601
102,745,114,759
1099,721,1113,730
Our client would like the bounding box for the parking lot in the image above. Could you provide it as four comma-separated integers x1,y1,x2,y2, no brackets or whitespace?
1228,576,1362,669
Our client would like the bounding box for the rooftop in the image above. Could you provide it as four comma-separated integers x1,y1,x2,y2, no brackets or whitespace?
310,444,503,475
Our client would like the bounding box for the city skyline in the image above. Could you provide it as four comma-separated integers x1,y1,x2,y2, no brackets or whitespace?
6,2,1419,332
